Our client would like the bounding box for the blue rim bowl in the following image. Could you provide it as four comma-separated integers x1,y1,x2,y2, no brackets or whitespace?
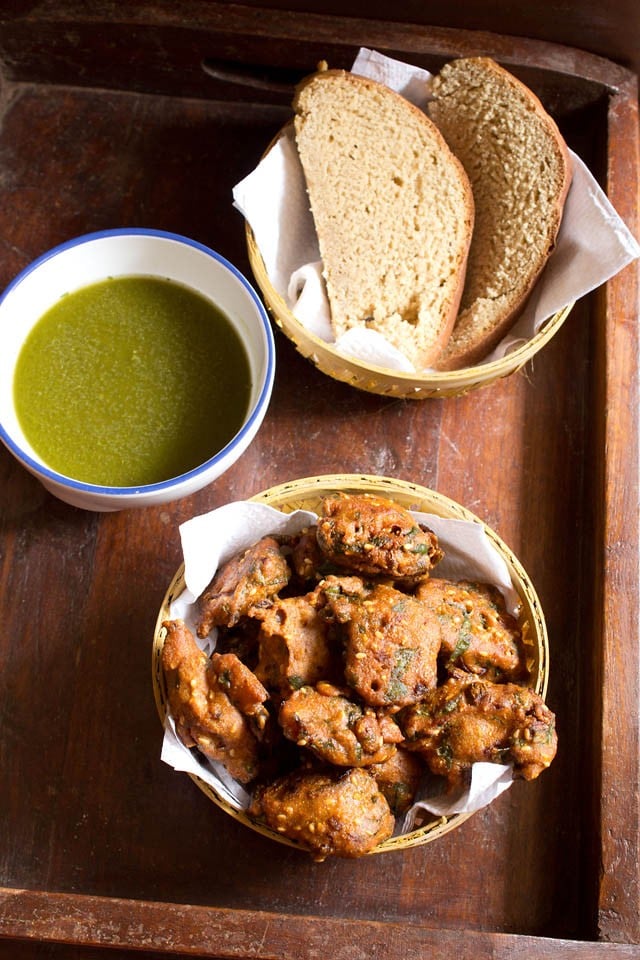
0,228,276,510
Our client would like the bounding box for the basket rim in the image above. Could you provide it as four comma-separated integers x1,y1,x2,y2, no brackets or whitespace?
152,474,549,855
247,220,574,385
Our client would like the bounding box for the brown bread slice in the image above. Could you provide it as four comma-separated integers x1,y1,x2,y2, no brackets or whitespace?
428,57,573,370
293,68,474,370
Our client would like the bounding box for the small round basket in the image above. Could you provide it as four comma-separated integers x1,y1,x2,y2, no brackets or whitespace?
245,129,574,400
152,474,549,854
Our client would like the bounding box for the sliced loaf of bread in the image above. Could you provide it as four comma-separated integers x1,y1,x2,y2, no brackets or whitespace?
428,57,573,370
293,68,474,370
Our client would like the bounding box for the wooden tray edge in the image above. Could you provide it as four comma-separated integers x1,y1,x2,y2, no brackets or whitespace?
593,83,640,945
1,887,638,959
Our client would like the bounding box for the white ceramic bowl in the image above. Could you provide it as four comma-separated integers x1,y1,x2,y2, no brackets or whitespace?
0,229,275,510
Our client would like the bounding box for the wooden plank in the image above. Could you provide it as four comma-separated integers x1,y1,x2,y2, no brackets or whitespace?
0,1,633,106
2,888,640,959
594,78,640,944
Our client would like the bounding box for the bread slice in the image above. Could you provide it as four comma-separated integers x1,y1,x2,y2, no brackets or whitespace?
293,68,474,370
428,57,573,370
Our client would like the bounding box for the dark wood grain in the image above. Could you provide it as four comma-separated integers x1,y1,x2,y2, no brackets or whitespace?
591,82,640,944
0,4,638,957
0,1,633,108
241,0,640,81
2,888,640,959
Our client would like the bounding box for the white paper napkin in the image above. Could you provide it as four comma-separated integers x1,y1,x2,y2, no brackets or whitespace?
160,499,526,819
401,762,514,826
232,48,640,372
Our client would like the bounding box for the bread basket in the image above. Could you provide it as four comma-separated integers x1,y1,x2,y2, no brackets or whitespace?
152,474,549,854
247,222,573,400
244,120,574,401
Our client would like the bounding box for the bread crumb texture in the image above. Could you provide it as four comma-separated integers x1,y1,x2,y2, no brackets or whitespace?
429,57,572,369
294,69,474,370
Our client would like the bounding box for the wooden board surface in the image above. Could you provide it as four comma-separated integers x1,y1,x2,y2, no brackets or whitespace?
0,4,638,956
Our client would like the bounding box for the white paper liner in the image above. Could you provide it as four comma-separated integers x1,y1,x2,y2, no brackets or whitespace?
232,48,640,373
160,499,531,825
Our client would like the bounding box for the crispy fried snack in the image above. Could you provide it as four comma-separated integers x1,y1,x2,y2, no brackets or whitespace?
316,492,443,583
196,536,290,637
368,747,425,815
163,492,558,858
416,578,527,681
399,677,557,787
279,684,400,767
287,525,339,586
161,619,268,783
208,652,270,733
249,766,395,860
253,590,341,696
321,576,440,707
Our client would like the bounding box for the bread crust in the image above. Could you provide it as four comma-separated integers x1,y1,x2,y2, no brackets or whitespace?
429,57,573,370
293,68,474,370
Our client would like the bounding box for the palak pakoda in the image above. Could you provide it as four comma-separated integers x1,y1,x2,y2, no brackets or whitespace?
287,525,339,586
321,576,440,707
369,746,425,815
161,619,268,783
416,578,527,681
316,492,443,583
196,535,290,636
249,766,395,861
278,684,401,767
399,677,557,786
253,590,341,696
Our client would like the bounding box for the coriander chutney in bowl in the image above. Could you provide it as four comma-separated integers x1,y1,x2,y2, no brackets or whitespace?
0,229,275,510
14,276,251,487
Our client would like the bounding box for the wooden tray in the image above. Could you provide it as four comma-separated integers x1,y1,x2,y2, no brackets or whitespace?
0,4,638,957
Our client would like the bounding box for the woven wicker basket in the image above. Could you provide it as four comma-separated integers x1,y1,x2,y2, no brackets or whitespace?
245,128,574,400
152,474,549,854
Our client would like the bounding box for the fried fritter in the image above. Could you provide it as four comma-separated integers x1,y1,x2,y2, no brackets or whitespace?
316,492,443,583
287,525,338,586
164,494,558,857
416,578,527,681
161,619,267,783
209,651,270,734
321,576,440,707
368,747,425,815
196,536,290,637
279,684,399,767
254,590,341,696
249,766,395,860
399,677,557,787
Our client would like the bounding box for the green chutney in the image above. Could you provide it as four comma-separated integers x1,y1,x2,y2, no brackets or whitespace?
13,276,252,486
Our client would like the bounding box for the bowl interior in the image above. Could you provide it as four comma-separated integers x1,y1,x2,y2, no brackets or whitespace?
0,230,274,479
